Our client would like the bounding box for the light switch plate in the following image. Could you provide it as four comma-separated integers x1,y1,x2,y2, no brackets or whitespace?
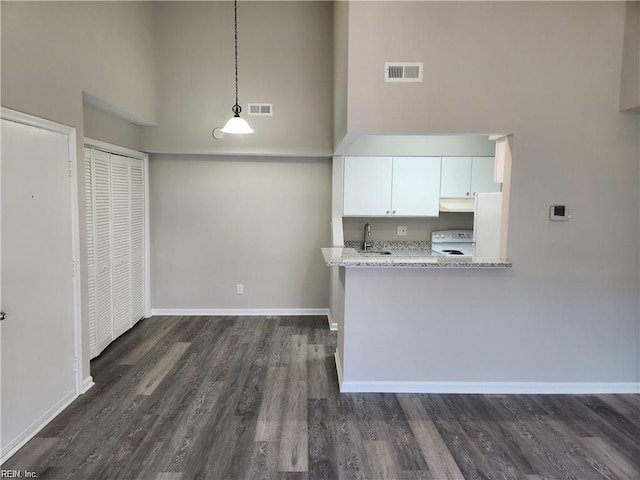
397,226,407,236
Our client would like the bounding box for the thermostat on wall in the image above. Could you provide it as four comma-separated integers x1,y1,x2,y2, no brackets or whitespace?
549,205,571,221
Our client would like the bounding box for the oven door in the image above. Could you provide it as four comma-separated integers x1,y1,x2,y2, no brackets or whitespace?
432,243,473,257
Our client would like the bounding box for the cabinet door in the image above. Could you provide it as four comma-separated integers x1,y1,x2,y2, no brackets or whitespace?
440,157,472,197
470,157,501,195
343,156,393,216
391,157,441,216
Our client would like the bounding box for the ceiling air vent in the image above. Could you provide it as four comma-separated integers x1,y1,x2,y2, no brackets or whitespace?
248,103,273,116
384,62,423,82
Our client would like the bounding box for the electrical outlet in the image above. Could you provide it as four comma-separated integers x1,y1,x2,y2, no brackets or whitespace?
236,284,244,295
397,226,408,236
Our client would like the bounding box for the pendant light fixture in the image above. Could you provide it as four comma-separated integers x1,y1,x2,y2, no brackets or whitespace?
221,0,253,134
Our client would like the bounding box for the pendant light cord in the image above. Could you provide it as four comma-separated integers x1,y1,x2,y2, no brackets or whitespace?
233,0,240,114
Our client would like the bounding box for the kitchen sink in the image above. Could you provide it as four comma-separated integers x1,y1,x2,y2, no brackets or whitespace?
358,250,392,256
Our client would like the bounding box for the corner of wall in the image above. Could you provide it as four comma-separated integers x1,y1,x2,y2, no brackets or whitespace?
619,1,640,111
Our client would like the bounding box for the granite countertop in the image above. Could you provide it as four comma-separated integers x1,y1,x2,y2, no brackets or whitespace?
322,241,512,268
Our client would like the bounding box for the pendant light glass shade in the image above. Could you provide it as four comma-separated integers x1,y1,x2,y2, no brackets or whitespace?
221,111,254,134
221,0,253,135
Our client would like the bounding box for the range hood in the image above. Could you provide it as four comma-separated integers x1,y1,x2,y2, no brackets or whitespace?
439,198,475,213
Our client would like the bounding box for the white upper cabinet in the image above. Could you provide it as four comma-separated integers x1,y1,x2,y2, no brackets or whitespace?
343,156,441,217
343,156,393,216
470,156,501,195
391,156,441,216
440,157,472,197
440,156,501,198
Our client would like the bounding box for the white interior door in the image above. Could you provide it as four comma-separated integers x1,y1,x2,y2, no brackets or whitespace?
1,112,80,462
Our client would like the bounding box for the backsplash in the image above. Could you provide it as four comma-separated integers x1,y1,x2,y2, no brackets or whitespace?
344,240,432,253
342,212,473,242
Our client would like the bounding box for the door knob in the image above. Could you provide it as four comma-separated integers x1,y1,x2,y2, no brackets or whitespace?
0,312,6,321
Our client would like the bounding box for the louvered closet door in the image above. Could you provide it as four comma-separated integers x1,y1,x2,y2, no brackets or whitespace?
92,150,114,355
129,160,145,325
84,149,97,356
86,146,146,359
110,154,132,339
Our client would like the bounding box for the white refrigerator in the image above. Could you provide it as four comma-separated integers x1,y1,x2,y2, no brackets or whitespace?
473,192,503,259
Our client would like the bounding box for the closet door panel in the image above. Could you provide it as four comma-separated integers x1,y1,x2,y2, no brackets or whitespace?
130,161,145,324
110,156,130,263
93,151,112,268
96,265,113,352
130,255,144,324
110,155,131,339
87,275,97,355
93,150,113,352
112,261,131,338
84,150,98,357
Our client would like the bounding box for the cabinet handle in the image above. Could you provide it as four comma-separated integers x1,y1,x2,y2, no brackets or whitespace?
0,312,6,321
386,210,390,214
392,210,396,214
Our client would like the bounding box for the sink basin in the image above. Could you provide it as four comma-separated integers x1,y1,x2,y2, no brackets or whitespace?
358,250,392,256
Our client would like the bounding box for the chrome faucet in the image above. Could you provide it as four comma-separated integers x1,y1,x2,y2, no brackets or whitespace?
363,223,372,251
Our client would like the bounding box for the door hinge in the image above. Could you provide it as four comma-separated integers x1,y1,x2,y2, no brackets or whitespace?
74,356,79,372
68,160,73,177
72,260,77,276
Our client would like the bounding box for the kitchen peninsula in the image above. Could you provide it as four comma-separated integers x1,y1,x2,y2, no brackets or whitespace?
323,246,513,394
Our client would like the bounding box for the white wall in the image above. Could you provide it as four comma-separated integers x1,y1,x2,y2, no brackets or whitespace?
141,1,333,156
149,154,331,311
83,102,143,152
1,1,158,382
620,1,640,111
342,267,639,391
338,1,639,385
333,0,349,150
1,1,158,128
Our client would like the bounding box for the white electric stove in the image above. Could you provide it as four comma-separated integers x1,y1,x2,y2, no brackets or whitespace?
431,230,474,257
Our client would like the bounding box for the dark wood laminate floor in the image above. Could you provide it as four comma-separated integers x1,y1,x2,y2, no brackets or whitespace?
3,316,639,480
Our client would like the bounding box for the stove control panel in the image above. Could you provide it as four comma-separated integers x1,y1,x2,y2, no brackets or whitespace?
431,230,473,243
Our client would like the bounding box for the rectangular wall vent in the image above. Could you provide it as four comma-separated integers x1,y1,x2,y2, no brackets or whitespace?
248,103,273,116
384,62,423,82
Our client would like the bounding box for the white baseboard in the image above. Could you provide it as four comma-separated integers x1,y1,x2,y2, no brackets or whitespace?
150,308,329,317
327,311,338,331
338,381,640,394
334,352,344,388
1,389,77,464
82,376,95,394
